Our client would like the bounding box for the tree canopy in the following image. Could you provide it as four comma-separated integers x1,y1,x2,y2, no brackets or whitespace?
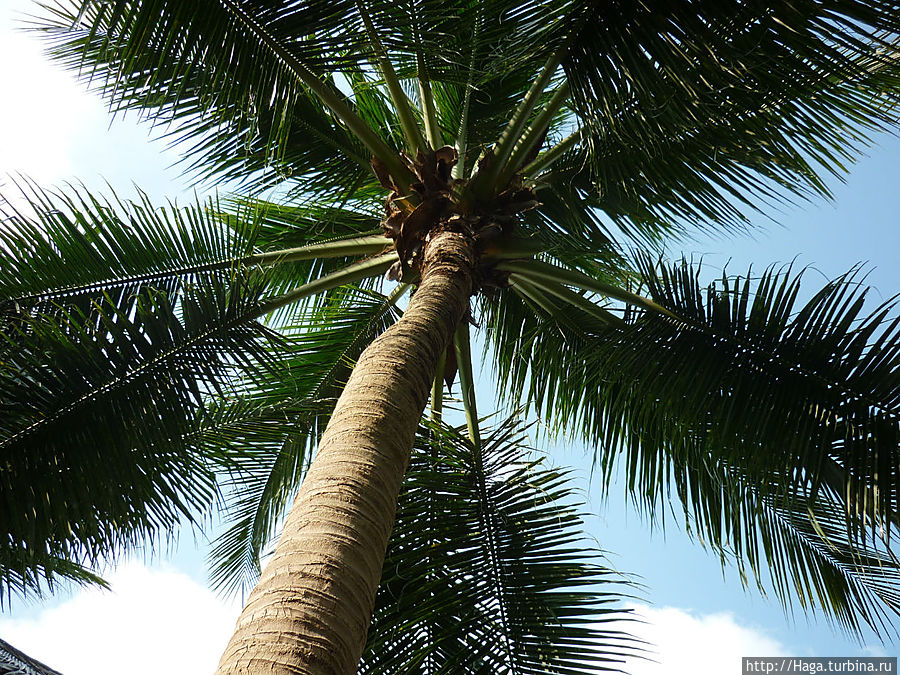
2,0,900,669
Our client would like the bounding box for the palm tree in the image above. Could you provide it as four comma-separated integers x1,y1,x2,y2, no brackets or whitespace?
3,0,900,672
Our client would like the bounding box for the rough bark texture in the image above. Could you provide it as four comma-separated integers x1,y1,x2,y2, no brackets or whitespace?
216,230,475,674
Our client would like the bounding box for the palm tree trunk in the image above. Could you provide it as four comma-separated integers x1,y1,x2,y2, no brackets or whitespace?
215,230,475,674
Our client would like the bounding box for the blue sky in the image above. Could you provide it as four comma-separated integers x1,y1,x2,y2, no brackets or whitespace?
0,1,898,673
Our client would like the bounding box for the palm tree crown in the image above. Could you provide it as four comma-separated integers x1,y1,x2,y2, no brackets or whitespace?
3,0,900,671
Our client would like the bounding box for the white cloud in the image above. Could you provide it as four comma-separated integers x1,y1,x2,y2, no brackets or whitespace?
0,575,826,675
0,563,241,675
0,0,187,203
862,645,890,658
0,18,95,183
619,603,789,675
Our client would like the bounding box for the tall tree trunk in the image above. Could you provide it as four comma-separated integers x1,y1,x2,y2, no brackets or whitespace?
216,230,475,674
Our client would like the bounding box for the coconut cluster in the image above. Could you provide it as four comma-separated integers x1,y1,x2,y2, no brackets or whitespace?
372,146,539,291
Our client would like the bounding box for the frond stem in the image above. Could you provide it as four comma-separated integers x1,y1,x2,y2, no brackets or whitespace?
417,52,442,149
465,0,593,199
497,259,675,317
522,128,583,180
7,235,392,307
508,276,589,343
454,321,481,450
257,252,398,315
495,81,571,190
220,0,413,186
410,3,442,151
247,235,392,266
467,52,564,200
356,0,426,154
508,272,623,327
509,277,565,318
453,1,484,179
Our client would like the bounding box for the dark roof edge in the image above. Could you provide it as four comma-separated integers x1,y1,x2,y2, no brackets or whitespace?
0,637,64,675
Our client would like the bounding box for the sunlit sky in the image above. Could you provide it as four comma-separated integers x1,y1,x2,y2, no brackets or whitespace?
1,1,898,673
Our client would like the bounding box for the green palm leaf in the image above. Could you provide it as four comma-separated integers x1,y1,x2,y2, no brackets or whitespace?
0,182,392,326
0,548,109,603
0,176,406,598
35,0,396,191
686,459,900,638
361,414,641,674
0,180,258,313
562,0,900,230
216,195,392,316
487,258,900,634
0,270,278,600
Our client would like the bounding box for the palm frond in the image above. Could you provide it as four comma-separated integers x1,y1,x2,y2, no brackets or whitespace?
0,180,258,314
0,546,109,607
344,65,410,156
227,197,382,250
33,0,398,190
32,1,585,194
612,259,900,532
361,415,641,674
215,195,392,314
0,182,393,331
681,457,900,638
0,269,279,600
487,258,900,634
203,397,322,597
562,0,900,231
